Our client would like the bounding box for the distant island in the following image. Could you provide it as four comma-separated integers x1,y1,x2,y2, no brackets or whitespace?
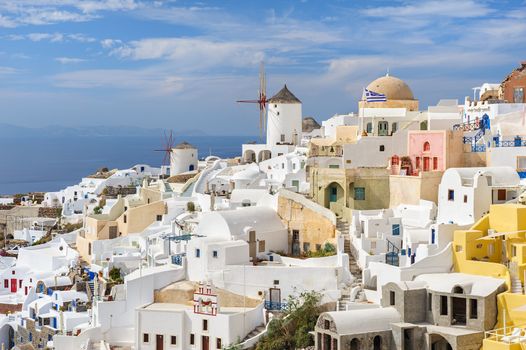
0,123,208,138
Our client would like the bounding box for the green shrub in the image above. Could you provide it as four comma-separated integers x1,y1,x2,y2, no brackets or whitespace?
187,201,196,212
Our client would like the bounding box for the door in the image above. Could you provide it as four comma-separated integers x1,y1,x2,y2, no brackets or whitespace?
269,287,281,310
378,121,389,136
292,230,300,256
291,180,299,192
423,157,430,171
10,279,17,293
329,186,337,202
156,334,164,350
202,336,209,350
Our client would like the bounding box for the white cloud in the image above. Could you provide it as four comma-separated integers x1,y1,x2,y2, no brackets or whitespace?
0,0,139,27
5,32,96,43
109,38,269,69
27,32,64,42
362,0,493,18
55,57,86,64
52,68,184,95
0,66,18,75
100,38,122,48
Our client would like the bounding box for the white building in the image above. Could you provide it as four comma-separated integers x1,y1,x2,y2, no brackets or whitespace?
170,142,198,176
135,281,265,350
242,85,303,163
437,167,520,225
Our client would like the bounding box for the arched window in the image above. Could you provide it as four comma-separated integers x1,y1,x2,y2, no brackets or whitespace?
423,141,431,152
453,286,464,294
366,122,373,133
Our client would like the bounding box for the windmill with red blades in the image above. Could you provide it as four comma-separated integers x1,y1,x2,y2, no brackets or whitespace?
236,62,267,137
155,130,176,177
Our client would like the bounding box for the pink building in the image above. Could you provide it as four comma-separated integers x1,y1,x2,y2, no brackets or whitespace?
390,130,464,176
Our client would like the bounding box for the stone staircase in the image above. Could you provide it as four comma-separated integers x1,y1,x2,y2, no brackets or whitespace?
337,218,365,308
243,325,266,342
511,276,523,294
509,262,524,294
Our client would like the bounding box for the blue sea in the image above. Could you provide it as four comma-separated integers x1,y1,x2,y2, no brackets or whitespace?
0,136,257,195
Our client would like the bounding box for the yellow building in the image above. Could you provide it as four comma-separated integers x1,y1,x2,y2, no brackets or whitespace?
76,181,167,262
452,204,526,349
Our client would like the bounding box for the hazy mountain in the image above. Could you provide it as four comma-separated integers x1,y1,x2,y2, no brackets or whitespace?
0,123,207,138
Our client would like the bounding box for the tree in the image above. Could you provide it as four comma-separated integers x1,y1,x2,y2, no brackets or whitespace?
256,290,321,350
187,201,196,212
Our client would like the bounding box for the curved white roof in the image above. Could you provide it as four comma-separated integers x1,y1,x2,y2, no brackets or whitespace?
231,164,261,181
414,273,505,297
442,166,519,187
324,307,400,334
197,206,285,239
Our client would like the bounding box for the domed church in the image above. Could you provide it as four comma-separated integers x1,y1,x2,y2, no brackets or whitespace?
359,74,419,111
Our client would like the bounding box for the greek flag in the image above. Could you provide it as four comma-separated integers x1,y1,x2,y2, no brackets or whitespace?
364,88,387,102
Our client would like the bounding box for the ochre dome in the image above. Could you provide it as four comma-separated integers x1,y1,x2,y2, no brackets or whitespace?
365,75,415,100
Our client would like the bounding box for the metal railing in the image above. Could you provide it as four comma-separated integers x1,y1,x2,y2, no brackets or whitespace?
495,139,526,147
264,301,287,311
485,324,526,344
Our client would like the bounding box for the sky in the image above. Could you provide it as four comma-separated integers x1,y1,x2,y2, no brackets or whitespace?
0,0,525,135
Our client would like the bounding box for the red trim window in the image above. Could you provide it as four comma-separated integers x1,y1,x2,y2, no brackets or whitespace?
3,280,7,288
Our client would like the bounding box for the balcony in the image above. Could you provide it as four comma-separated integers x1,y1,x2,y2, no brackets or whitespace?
264,301,287,311
484,325,526,349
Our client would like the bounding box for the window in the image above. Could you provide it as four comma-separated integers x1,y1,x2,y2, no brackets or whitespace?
123,215,127,224
303,242,310,252
389,291,395,305
190,334,195,345
392,224,400,236
464,195,468,203
497,189,507,201
156,215,162,221
379,145,385,152
354,187,365,200
273,280,279,285
195,249,200,258
203,319,208,331
440,295,448,315
281,163,285,169
518,156,526,171
293,163,296,170
433,157,438,170
366,122,373,133
512,245,517,257
216,338,222,349
328,164,339,169
423,141,431,152
280,134,285,142
428,293,432,311
448,189,455,201
143,333,149,343
324,320,331,329
514,87,524,103
470,299,478,319
3,280,7,288
259,240,265,252
212,250,218,258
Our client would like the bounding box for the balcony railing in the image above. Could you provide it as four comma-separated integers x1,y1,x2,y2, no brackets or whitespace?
495,139,526,147
264,301,287,311
485,324,526,344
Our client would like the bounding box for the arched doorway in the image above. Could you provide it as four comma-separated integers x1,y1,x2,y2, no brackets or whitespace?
324,182,344,209
373,335,382,350
189,164,195,171
430,334,453,350
243,150,256,163
350,338,360,350
258,150,272,162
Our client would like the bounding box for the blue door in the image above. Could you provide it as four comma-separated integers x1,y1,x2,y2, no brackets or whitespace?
329,186,338,202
